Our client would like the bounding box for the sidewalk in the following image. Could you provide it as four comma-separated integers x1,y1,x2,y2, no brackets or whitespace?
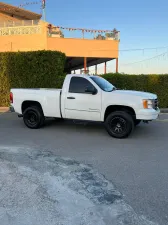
160,108,168,113
0,107,168,113
0,107,9,113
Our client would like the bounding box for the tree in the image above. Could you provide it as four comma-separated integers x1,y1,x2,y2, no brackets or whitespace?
95,34,105,40
47,24,64,38
105,28,118,39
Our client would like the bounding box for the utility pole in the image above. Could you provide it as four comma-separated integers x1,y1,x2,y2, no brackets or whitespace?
42,0,46,21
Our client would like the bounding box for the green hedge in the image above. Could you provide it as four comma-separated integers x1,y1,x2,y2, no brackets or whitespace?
103,73,168,108
1,53,168,109
0,50,66,106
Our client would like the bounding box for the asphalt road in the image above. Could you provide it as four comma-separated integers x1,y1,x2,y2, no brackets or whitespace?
0,112,168,225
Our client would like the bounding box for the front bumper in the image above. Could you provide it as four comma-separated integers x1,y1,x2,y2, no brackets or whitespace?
136,108,160,120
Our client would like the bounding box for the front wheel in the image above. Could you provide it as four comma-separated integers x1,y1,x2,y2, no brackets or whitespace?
23,106,45,129
105,111,134,139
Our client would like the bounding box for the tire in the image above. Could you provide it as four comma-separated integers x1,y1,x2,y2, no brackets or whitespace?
105,111,134,139
134,119,141,126
23,106,45,129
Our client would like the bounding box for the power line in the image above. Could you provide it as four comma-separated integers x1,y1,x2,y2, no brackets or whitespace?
19,1,40,8
0,1,40,10
119,46,168,52
122,51,168,66
89,46,168,53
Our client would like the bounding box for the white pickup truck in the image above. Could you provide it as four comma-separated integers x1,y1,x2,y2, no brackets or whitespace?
10,74,160,138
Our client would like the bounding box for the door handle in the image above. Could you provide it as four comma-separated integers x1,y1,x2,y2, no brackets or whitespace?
67,97,75,99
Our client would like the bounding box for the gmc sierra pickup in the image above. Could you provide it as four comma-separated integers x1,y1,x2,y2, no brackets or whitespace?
10,74,160,138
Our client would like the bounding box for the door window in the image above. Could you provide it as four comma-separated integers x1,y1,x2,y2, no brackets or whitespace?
69,77,95,93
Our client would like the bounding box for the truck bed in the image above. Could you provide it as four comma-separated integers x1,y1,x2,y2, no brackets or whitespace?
11,88,62,118
11,88,62,92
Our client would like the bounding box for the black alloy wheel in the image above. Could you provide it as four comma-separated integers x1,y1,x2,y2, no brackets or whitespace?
105,111,134,138
110,116,127,134
23,106,45,129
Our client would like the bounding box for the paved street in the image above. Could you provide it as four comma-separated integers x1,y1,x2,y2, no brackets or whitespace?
0,112,168,225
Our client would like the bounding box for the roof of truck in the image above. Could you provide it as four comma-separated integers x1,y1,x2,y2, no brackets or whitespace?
67,74,94,78
67,74,91,76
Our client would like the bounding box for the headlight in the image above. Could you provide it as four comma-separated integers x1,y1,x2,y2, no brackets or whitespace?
143,99,154,109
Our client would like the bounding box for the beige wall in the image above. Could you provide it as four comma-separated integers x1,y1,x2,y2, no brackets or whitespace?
47,37,119,58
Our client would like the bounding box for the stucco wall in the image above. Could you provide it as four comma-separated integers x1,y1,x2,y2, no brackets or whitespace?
47,37,119,58
0,14,119,59
0,34,46,52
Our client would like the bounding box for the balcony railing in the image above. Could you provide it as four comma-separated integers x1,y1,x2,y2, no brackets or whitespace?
0,26,41,36
47,25,120,41
0,20,42,36
0,20,40,28
0,20,120,40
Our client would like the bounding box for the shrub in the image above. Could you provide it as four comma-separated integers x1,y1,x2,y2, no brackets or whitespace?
0,50,66,106
0,54,168,109
103,73,168,108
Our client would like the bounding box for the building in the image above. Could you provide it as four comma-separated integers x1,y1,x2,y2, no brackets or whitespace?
0,2,120,73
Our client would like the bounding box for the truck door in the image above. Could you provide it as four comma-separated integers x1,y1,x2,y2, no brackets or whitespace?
64,76,101,121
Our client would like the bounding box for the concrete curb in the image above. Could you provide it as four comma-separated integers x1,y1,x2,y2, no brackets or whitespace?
160,108,168,113
0,107,9,113
1,107,168,113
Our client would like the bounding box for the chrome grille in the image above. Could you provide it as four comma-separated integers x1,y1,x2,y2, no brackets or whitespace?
153,99,158,110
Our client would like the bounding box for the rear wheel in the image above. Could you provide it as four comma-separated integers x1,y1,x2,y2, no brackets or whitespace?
105,111,134,138
23,106,45,129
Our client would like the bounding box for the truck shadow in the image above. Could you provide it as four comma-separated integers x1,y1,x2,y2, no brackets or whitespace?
3,113,165,141
45,118,105,133
43,118,159,140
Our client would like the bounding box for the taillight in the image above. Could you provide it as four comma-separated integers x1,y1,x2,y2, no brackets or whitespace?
10,92,13,104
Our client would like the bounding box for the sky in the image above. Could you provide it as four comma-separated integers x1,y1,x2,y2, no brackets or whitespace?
5,0,168,74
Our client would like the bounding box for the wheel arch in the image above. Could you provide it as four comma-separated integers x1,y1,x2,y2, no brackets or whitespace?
104,105,136,121
22,100,44,115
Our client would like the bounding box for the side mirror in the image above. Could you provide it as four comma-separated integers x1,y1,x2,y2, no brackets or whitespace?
85,86,97,95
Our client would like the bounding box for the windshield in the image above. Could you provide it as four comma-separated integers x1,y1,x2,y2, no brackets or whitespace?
90,76,116,92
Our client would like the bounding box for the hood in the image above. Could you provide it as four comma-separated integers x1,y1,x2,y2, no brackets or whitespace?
114,90,157,99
